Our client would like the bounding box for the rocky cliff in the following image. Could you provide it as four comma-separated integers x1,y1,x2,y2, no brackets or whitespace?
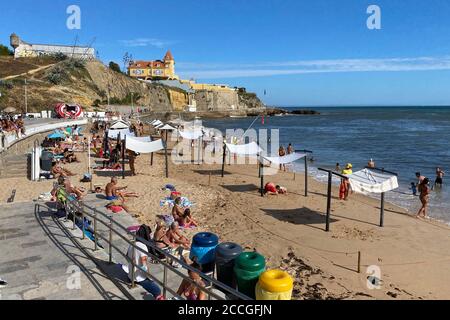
0,58,265,115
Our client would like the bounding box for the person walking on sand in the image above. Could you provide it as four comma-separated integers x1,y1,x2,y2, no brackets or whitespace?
279,146,287,171
417,178,431,219
435,167,445,188
340,164,353,201
127,149,138,176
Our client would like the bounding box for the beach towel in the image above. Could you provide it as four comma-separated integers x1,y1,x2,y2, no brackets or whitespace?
107,205,123,213
160,197,193,208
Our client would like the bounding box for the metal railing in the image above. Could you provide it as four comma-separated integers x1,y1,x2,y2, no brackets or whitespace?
37,189,252,301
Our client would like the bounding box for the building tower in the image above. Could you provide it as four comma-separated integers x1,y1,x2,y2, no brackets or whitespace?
164,50,177,79
10,33,20,58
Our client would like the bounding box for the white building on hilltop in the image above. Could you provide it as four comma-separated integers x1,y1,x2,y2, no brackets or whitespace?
10,33,95,60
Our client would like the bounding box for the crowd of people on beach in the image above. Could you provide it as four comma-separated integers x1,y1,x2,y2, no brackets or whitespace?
0,115,25,138
45,120,208,300
27,116,449,300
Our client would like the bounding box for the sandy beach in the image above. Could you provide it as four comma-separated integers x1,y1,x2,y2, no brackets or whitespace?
2,135,450,300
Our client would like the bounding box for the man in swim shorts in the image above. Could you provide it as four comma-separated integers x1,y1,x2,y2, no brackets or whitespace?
105,177,125,201
435,167,445,188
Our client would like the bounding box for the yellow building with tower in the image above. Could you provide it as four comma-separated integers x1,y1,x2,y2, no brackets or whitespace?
128,50,178,80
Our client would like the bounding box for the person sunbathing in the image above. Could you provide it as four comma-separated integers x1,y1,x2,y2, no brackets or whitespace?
151,221,177,259
62,177,86,200
178,209,198,229
105,177,139,202
52,144,64,156
264,182,287,196
176,261,207,301
63,148,79,163
52,163,75,177
166,222,190,250
172,197,185,221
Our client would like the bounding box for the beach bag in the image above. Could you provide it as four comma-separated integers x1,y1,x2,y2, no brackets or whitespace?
81,173,92,183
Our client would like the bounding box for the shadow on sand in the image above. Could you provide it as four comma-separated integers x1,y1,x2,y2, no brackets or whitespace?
261,207,338,231
221,184,260,194
193,170,232,176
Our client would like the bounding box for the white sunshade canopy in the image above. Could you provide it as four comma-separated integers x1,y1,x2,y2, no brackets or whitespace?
179,129,204,140
152,120,164,127
109,120,130,130
348,169,399,194
159,124,177,131
262,153,306,165
108,129,135,139
126,136,165,154
225,142,262,156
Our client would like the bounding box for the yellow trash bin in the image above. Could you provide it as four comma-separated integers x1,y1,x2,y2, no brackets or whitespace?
256,269,294,300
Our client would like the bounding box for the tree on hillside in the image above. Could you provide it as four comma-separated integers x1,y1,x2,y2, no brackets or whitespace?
122,52,133,73
0,44,13,56
109,61,122,73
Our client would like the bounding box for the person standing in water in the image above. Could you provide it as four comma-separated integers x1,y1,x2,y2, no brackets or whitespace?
435,167,445,188
287,143,294,155
416,172,425,186
335,163,341,172
417,178,431,219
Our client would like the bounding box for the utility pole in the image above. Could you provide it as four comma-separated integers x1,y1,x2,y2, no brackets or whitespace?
24,79,28,115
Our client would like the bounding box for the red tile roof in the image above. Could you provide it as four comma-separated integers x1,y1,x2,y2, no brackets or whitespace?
164,50,174,61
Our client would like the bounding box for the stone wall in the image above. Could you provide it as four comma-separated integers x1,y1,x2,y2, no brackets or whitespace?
194,90,242,112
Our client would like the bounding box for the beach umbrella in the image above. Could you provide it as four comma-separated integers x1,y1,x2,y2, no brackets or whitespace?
48,132,66,140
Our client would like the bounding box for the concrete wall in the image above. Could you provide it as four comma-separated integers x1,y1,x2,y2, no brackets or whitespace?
0,119,88,157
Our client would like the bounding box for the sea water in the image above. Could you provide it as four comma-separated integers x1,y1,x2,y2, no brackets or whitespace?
204,107,450,223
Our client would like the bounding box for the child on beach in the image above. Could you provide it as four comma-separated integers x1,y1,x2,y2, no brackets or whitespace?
410,182,417,196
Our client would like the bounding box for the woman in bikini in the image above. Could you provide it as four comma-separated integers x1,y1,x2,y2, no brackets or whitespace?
151,221,176,259
178,209,198,228
417,178,431,219
176,262,207,301
172,197,184,221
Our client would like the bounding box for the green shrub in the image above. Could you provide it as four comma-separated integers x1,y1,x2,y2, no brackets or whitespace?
0,44,13,56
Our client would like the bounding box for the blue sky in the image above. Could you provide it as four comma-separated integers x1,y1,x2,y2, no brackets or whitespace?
2,0,450,106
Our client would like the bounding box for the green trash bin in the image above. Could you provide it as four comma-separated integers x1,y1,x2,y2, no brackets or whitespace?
234,252,266,299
